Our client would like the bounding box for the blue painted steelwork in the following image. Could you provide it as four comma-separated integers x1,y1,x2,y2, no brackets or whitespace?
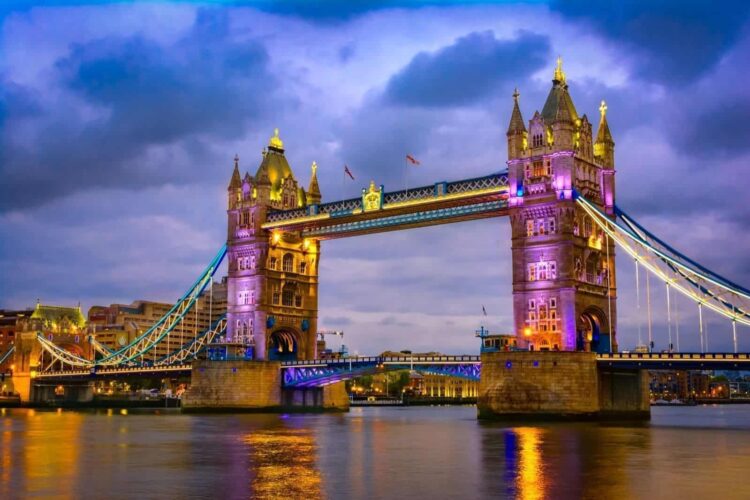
597,352,750,370
281,355,482,387
303,200,507,238
0,346,15,366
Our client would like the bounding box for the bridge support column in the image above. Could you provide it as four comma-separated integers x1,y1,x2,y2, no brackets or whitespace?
182,360,348,412
478,352,649,420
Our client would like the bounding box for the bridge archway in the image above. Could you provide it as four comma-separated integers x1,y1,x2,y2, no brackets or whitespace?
268,329,299,361
577,307,609,353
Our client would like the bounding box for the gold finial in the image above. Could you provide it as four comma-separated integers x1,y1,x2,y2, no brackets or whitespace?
269,128,284,149
599,100,607,118
554,55,566,83
234,154,239,168
513,87,520,102
311,161,318,176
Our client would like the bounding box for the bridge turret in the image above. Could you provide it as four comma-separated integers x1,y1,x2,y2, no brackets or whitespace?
506,88,527,160
307,161,322,205
508,58,617,354
594,100,615,168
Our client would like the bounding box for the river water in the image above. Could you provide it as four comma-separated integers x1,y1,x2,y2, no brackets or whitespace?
2,405,750,499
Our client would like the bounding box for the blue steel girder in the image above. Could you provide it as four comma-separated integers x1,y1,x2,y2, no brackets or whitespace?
281,356,482,387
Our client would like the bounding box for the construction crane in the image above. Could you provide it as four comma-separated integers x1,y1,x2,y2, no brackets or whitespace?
317,330,347,358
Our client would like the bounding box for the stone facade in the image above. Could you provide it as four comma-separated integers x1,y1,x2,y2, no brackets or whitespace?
226,130,322,361
182,360,283,411
507,59,617,352
182,360,348,412
478,351,649,420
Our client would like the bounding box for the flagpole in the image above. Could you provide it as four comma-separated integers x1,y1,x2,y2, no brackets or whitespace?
404,155,408,199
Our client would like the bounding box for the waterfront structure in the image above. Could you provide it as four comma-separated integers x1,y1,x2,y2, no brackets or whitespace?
225,130,321,360
507,58,616,353
421,373,478,398
9,60,750,420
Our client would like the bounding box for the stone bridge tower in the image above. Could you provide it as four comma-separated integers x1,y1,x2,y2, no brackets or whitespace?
226,129,321,361
507,58,617,352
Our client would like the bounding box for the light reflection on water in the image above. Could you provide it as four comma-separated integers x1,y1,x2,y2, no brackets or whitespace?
1,406,750,499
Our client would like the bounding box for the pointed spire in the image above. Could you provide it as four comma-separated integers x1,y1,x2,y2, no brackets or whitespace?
553,55,566,84
228,154,242,190
595,100,613,144
507,88,526,135
307,161,322,204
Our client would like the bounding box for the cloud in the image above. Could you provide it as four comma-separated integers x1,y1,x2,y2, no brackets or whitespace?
0,7,280,213
321,316,352,326
550,0,750,84
384,30,549,107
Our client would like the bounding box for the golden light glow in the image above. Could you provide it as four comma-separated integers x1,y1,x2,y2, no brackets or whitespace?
515,427,546,500
554,55,566,83
599,100,607,118
523,327,532,337
29,370,37,379
269,127,284,149
272,232,281,244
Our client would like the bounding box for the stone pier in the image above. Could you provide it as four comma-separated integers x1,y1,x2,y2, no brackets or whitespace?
182,360,349,413
478,351,649,420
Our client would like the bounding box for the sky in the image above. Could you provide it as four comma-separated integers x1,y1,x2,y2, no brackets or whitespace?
1,0,750,354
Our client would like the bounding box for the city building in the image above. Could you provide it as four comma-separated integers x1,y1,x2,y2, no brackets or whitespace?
421,373,478,398
0,308,33,372
88,279,227,359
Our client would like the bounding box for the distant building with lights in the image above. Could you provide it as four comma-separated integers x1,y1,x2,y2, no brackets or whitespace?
0,308,33,372
88,279,227,358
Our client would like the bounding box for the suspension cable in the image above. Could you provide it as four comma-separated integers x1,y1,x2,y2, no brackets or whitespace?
733,319,738,354
698,302,705,353
635,259,643,347
606,232,614,353
675,292,681,352
666,282,673,352
646,272,653,352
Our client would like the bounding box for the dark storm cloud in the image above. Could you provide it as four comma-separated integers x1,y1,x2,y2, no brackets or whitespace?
0,8,279,213
549,0,750,84
676,101,750,157
384,30,550,107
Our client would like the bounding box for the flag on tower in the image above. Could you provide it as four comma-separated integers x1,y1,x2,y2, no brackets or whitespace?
344,165,355,180
405,154,421,165
482,305,487,316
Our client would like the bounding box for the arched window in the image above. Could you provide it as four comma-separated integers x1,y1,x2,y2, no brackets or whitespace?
283,254,294,273
298,261,307,274
282,283,296,307
249,290,255,305
250,255,256,270
248,318,253,336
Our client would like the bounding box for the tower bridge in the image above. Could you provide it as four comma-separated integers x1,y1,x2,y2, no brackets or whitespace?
6,60,750,418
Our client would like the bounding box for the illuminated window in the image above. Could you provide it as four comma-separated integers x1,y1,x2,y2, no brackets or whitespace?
537,219,546,235
545,160,552,176
249,290,255,305
548,217,556,234
528,311,537,321
526,220,534,237
549,262,557,279
240,211,250,226
533,160,545,177
248,319,253,336
250,255,256,270
537,263,548,280
550,310,557,320
528,263,536,281
283,254,294,273
525,164,531,179
238,257,244,271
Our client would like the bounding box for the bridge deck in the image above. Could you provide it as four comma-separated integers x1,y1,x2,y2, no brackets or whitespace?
262,174,509,239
